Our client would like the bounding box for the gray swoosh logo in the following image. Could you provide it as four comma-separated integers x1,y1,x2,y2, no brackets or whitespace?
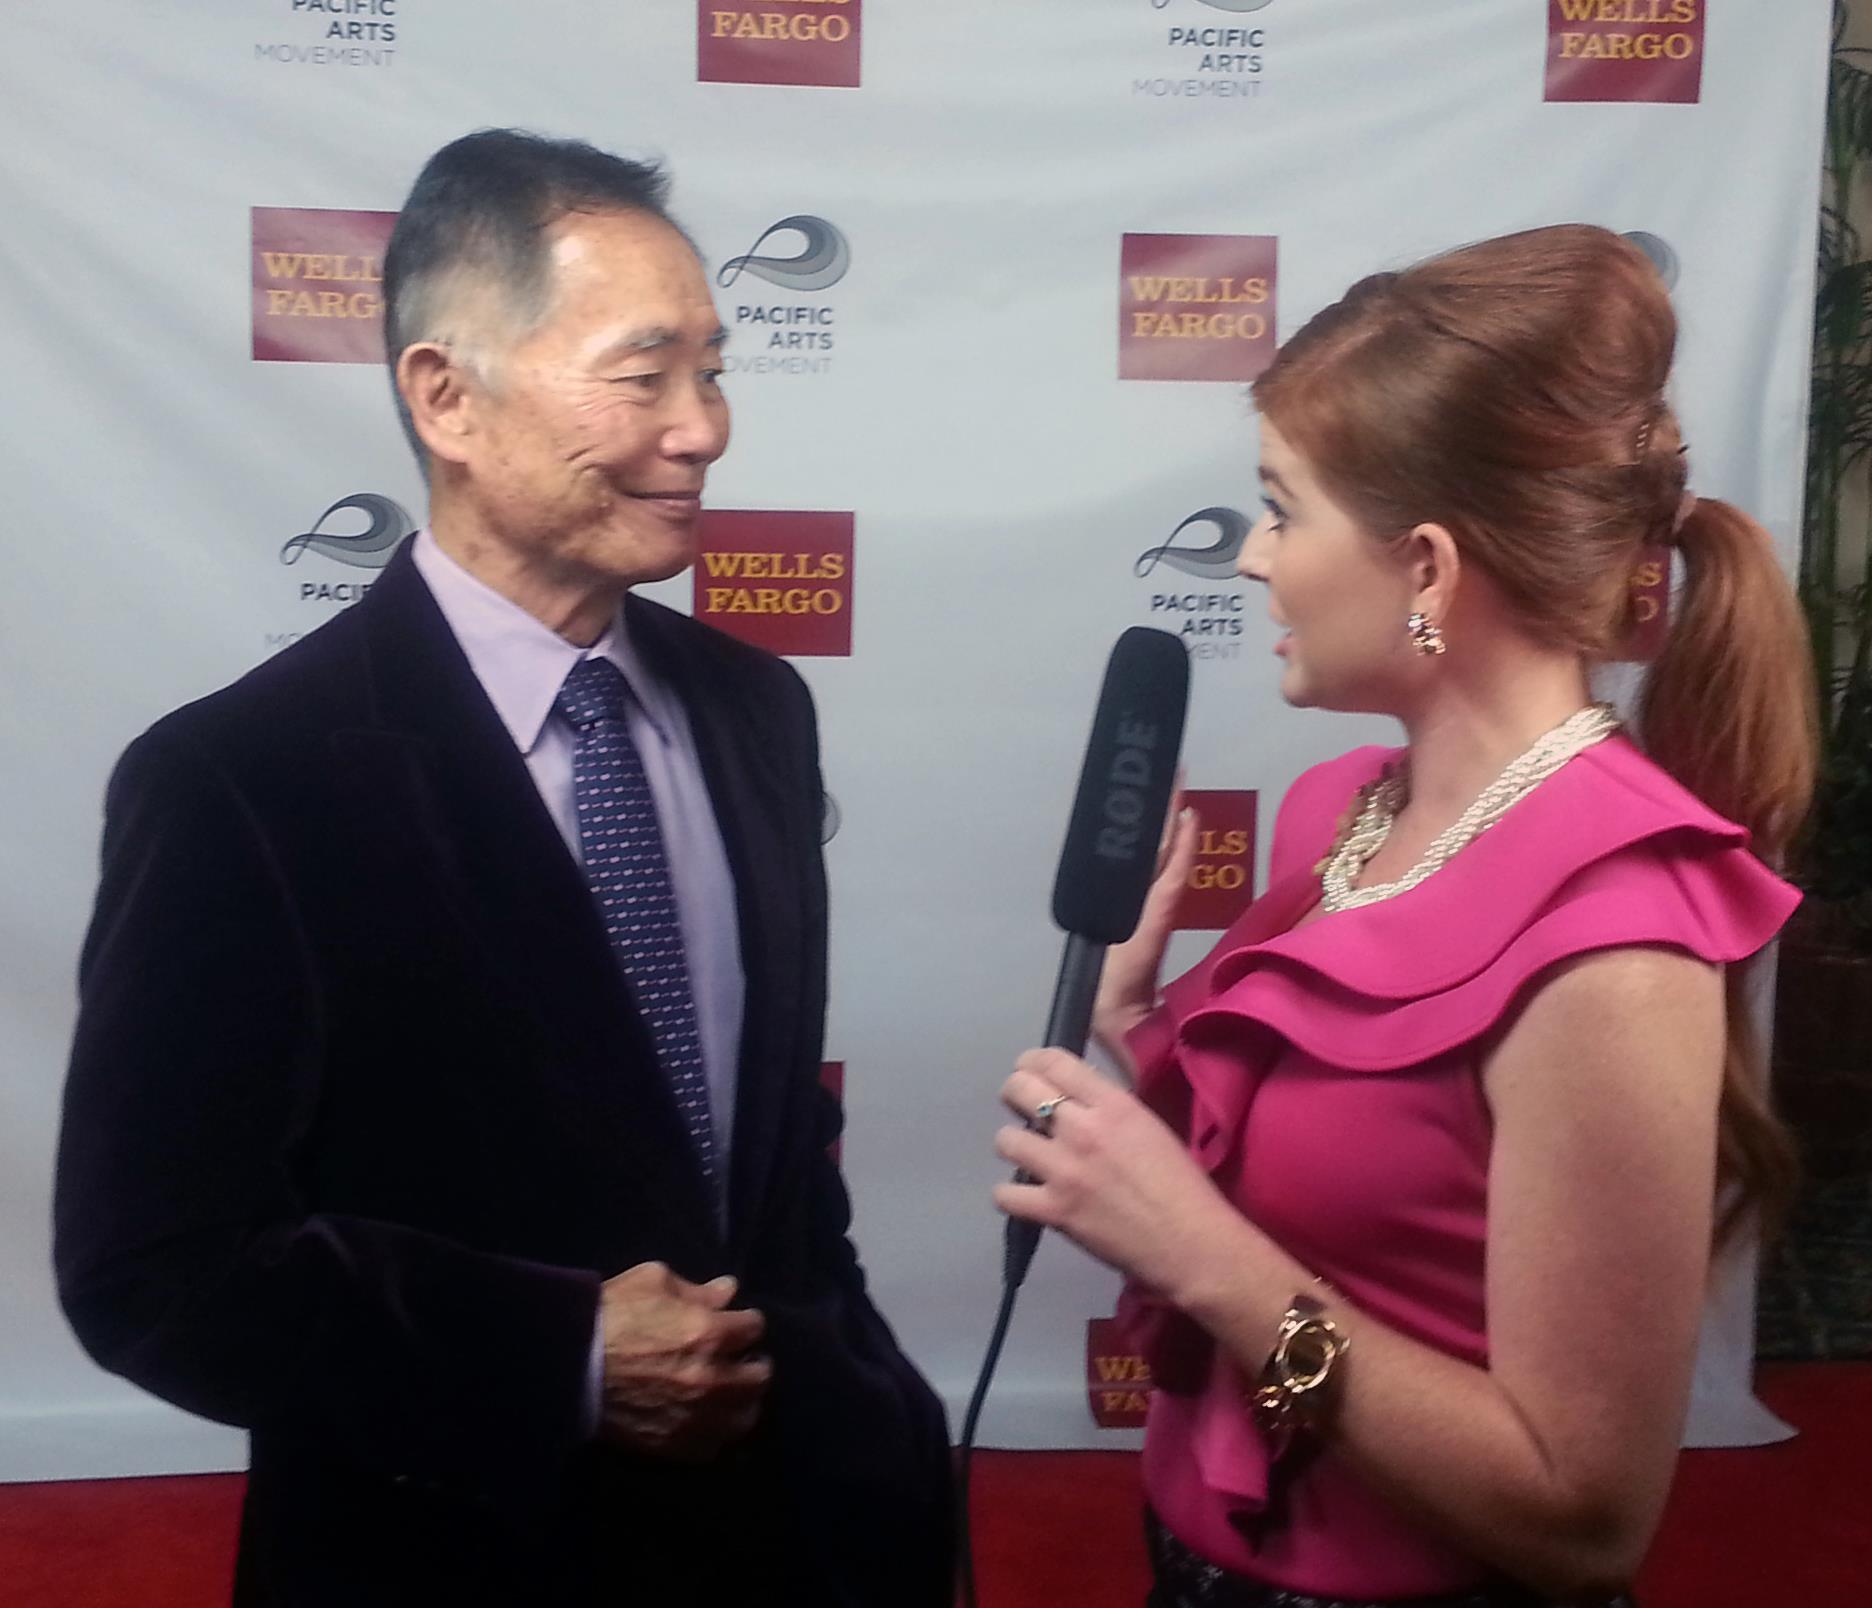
1134,506,1251,580
718,216,851,292
1153,0,1274,11
279,492,413,570
1622,231,1679,290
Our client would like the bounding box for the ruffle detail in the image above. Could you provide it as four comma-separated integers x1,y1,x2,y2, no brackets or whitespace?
1163,737,1797,1172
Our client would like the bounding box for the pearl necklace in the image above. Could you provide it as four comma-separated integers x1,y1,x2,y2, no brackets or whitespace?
1318,703,1622,913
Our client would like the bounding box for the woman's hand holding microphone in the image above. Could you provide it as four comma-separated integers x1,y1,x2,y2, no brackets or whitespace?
1090,791,1201,1080
995,792,1257,1301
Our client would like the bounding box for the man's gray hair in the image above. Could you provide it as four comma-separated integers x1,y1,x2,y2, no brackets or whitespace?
381,128,679,465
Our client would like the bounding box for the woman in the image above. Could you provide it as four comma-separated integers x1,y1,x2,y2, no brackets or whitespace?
994,225,1815,1608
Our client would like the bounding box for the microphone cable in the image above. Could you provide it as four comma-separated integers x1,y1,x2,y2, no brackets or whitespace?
956,1271,1023,1608
952,627,1189,1608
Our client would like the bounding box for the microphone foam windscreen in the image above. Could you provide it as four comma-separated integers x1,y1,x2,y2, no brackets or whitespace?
1050,628,1191,944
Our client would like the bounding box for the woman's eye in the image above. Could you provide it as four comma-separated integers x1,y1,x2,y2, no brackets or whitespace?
1262,496,1288,529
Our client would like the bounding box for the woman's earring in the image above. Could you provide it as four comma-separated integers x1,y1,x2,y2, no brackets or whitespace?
1406,611,1447,657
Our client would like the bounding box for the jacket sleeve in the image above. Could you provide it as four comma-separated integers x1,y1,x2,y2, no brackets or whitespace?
53,725,599,1520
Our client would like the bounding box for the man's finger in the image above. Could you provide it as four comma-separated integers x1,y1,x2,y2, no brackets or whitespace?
713,1356,773,1397
704,1304,767,1354
609,1259,672,1291
667,1272,738,1309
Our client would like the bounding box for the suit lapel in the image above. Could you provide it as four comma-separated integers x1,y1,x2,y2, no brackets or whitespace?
334,546,721,1252
625,597,807,1257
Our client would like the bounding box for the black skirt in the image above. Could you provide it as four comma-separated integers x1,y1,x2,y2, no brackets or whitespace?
1144,1510,1637,1608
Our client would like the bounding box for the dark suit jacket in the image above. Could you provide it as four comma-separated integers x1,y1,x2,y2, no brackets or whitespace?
54,543,953,1607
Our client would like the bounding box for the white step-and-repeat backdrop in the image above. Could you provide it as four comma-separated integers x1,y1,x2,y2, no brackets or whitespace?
0,0,1829,1479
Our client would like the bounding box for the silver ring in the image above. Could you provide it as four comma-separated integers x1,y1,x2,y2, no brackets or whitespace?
1032,1094,1075,1127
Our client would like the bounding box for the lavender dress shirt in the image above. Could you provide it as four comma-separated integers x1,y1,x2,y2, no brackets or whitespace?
411,530,746,1430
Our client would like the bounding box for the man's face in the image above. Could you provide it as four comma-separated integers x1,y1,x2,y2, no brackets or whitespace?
457,208,731,595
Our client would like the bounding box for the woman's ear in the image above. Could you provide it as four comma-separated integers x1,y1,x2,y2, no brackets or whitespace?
1403,521,1462,624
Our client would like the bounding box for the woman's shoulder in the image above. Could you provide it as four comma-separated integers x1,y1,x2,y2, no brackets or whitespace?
1265,732,1787,929
1177,734,1800,1075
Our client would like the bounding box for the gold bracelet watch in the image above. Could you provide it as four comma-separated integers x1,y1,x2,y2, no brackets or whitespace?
1248,1289,1350,1439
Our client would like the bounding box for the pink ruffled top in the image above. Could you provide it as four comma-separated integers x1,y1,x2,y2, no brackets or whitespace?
1121,736,1799,1599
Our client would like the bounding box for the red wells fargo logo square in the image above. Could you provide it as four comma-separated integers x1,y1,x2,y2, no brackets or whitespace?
698,0,862,88
252,208,396,365
1173,790,1259,932
693,510,853,657
1120,234,1277,383
1087,1318,1153,1430
1545,0,1704,104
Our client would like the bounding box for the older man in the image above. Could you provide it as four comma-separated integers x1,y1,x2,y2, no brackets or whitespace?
55,129,952,1607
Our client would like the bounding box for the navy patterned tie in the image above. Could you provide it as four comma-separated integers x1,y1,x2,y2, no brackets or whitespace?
555,658,719,1207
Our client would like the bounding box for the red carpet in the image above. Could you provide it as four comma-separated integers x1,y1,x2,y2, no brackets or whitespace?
2,1365,1867,1607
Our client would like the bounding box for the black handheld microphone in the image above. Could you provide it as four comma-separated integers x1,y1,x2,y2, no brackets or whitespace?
956,628,1190,1608
1004,626,1191,1289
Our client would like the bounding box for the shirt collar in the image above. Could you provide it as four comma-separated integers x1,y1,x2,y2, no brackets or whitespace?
410,528,675,755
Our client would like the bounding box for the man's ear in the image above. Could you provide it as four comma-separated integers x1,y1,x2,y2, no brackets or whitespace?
1403,521,1461,625
396,342,476,468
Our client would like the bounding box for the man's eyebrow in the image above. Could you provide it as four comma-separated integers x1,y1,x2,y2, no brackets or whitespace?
597,327,677,361
594,325,730,362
